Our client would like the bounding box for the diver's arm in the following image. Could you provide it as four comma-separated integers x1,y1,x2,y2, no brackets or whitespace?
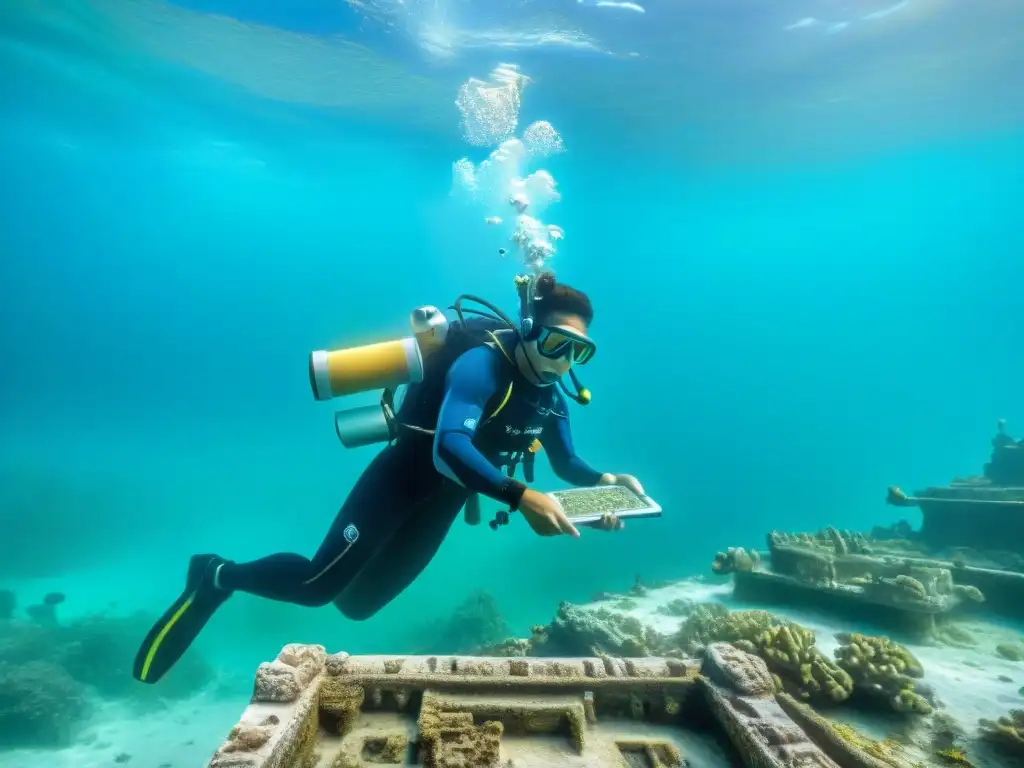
542,391,604,487
434,347,528,508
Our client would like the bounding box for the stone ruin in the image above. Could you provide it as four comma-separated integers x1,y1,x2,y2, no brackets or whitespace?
709,527,990,637
206,642,846,767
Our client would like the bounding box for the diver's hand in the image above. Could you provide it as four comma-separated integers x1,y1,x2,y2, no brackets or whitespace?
518,489,580,538
584,512,625,532
598,472,646,496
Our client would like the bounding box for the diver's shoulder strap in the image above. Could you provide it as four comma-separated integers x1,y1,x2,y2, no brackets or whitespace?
476,330,517,427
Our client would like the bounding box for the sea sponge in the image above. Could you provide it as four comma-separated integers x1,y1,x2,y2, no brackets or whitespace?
834,633,931,714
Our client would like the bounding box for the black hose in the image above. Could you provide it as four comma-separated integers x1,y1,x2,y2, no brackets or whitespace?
450,293,519,338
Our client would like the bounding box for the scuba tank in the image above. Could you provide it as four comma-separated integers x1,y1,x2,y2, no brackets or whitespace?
308,306,449,448
307,275,591,450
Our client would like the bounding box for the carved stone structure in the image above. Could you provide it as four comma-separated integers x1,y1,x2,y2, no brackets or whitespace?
886,419,1024,553
207,642,848,767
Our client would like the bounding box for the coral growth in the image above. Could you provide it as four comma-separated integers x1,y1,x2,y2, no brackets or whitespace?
418,691,504,767
0,660,89,749
414,590,511,655
221,716,280,753
951,584,984,604
833,633,932,714
711,546,760,575
673,604,770,653
0,588,213,749
978,708,1024,753
934,747,974,766
655,598,692,617
677,606,853,704
769,527,874,557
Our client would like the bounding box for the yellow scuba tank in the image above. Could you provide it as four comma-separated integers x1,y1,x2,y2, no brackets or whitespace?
309,307,449,448
308,306,448,401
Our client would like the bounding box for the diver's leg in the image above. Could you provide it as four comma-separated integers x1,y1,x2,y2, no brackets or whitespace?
333,480,469,621
133,442,437,685
218,441,444,606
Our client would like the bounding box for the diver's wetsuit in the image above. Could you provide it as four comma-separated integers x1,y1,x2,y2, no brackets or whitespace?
216,342,602,616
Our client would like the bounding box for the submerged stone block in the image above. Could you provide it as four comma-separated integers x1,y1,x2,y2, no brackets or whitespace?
207,644,870,768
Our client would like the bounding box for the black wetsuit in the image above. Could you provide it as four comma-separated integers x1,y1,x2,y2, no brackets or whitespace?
216,342,602,618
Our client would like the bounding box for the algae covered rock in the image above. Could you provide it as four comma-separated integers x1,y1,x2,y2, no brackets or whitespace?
995,643,1024,662
978,708,1024,753
533,602,663,658
0,589,213,720
0,660,90,748
931,623,977,649
702,642,776,697
833,633,932,714
777,692,919,768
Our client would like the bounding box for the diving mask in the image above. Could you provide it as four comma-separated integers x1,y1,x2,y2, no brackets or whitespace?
536,326,596,365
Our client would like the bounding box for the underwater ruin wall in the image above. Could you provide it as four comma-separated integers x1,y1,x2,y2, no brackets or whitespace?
206,642,844,767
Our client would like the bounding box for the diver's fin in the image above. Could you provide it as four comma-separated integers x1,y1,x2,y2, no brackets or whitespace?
133,553,231,685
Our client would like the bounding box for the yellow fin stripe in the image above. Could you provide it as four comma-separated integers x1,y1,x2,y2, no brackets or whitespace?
139,593,195,681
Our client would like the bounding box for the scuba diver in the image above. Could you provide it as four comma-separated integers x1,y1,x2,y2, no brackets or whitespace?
133,272,645,684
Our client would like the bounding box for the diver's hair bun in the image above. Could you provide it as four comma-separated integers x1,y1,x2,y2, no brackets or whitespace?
535,272,557,298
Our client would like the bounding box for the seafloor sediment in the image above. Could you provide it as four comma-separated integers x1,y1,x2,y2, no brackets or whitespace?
8,506,1024,766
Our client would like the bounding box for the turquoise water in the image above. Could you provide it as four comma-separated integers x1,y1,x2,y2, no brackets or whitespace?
2,0,1024,764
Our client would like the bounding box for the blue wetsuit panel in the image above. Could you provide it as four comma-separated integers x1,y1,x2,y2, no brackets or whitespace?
433,345,602,506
